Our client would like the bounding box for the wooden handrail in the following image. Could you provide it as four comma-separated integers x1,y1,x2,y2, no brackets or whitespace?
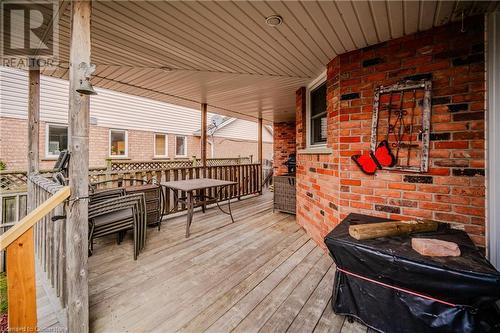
0,186,70,251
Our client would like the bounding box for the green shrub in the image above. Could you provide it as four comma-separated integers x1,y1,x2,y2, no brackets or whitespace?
0,272,6,314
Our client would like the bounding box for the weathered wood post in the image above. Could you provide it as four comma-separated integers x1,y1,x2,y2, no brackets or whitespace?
8,65,40,332
27,67,40,210
66,1,91,332
258,117,263,164
201,103,207,177
258,117,263,194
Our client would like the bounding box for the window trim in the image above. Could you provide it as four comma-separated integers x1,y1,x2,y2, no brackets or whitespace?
45,123,68,160
109,129,128,158
175,135,188,158
153,133,168,158
306,70,327,148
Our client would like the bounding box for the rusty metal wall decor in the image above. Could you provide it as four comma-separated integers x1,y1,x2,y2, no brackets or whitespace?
370,80,432,173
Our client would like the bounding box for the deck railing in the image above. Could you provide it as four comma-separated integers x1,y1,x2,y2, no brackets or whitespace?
0,157,253,195
90,164,263,214
1,161,264,240
0,162,263,330
0,176,70,332
108,157,252,171
31,174,69,313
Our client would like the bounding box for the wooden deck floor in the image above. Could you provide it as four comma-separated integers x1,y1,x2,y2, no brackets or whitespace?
85,191,369,333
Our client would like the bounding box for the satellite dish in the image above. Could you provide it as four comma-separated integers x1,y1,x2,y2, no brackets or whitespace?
210,115,224,127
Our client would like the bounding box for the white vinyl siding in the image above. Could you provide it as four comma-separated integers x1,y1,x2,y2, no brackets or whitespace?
0,67,274,144
0,67,205,135
213,119,273,143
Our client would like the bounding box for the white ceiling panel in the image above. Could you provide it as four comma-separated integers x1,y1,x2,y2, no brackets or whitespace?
25,0,495,123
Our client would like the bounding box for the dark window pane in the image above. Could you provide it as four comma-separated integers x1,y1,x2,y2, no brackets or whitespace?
312,116,327,144
18,195,27,219
311,83,327,117
48,125,68,155
176,136,186,156
2,197,16,223
110,131,126,156
310,82,327,144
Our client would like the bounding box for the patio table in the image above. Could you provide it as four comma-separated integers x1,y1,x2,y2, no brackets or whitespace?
161,178,237,237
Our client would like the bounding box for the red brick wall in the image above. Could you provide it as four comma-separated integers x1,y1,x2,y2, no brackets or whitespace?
295,17,486,247
0,117,270,171
273,121,296,175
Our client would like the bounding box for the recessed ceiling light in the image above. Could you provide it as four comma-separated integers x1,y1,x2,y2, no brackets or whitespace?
265,15,283,27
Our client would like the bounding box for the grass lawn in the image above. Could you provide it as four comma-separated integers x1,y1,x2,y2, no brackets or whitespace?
0,272,6,314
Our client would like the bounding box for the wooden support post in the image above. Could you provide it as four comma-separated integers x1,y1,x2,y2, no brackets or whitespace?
10,63,40,333
258,118,263,194
201,103,207,177
27,67,40,212
66,1,91,332
258,118,263,163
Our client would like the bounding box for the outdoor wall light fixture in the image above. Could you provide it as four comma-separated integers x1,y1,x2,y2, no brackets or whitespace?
76,62,97,95
265,15,283,27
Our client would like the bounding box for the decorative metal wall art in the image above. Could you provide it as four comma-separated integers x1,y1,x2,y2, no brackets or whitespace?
369,80,432,173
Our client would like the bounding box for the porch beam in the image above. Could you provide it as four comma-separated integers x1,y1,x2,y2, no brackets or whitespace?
66,1,92,332
201,103,207,175
258,117,263,194
27,67,40,211
9,65,41,332
258,117,263,163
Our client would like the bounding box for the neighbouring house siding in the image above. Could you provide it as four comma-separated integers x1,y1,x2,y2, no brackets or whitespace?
0,68,273,170
213,118,273,143
0,67,205,135
210,136,273,161
0,117,269,170
291,16,486,248
0,117,203,170
273,121,296,175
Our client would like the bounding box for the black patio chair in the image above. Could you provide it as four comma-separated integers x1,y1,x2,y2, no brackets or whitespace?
88,191,147,260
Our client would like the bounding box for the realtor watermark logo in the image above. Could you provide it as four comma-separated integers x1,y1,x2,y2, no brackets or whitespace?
1,0,59,69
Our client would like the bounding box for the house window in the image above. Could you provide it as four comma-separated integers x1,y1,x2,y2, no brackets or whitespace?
309,81,327,145
1,194,27,224
175,135,187,157
154,133,168,157
46,124,68,158
109,129,128,157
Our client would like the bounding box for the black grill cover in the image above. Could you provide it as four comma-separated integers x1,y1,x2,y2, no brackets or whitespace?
324,213,500,333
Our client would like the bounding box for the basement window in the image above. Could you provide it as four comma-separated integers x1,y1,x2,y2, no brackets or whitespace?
175,135,187,158
46,123,68,159
307,76,327,146
154,133,168,157
109,129,128,157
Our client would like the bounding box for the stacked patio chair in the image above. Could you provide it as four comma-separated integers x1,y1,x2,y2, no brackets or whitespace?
88,189,147,260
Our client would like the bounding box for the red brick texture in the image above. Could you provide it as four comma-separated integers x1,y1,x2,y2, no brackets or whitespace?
0,117,272,170
293,17,486,248
273,121,296,175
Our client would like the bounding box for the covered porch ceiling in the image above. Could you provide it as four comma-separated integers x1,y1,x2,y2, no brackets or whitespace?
42,0,499,123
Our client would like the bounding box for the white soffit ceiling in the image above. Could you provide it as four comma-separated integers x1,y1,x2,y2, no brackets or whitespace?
40,0,499,122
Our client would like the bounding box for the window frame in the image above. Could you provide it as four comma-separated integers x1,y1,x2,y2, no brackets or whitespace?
45,123,68,159
109,129,128,158
154,133,168,158
306,71,328,147
175,135,188,158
